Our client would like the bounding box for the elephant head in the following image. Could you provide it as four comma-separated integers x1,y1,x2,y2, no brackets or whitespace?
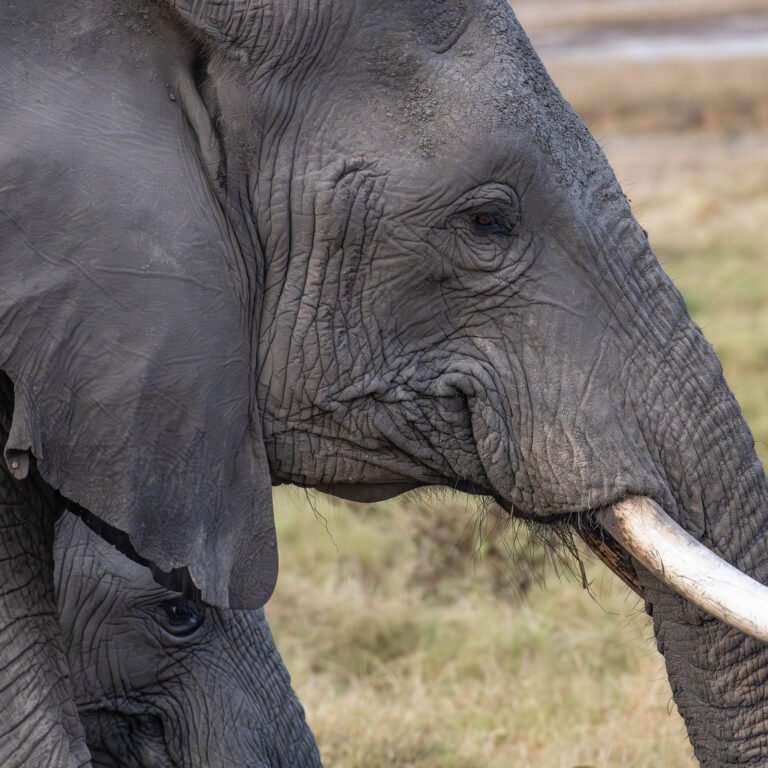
1,1,766,765
54,511,322,768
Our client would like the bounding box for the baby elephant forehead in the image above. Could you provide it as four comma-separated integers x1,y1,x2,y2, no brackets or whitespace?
54,512,163,591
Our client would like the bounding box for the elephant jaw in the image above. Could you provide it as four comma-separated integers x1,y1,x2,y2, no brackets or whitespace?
314,481,423,502
317,478,768,640
589,496,768,643
314,478,497,504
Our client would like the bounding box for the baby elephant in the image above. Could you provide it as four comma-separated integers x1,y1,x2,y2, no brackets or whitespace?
54,512,322,768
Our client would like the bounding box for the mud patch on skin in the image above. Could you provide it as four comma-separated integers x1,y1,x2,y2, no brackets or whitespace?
415,0,470,53
482,0,613,194
402,83,441,160
367,32,422,81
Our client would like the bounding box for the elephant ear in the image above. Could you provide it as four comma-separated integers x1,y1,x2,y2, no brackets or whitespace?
0,7,274,609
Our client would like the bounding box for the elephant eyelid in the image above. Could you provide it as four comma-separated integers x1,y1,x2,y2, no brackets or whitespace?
451,203,520,238
445,183,521,237
157,598,206,638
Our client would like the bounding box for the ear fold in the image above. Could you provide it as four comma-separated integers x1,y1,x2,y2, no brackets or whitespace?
0,7,274,609
163,0,260,47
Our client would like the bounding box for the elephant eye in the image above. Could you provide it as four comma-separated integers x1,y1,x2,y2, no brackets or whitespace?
450,184,520,243
432,182,522,273
161,598,205,637
469,210,513,236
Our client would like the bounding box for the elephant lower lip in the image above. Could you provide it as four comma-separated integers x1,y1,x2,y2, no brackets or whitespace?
318,478,502,505
493,493,523,516
315,482,423,503
494,496,548,521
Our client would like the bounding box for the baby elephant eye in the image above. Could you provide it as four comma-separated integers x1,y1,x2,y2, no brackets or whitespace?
161,597,205,636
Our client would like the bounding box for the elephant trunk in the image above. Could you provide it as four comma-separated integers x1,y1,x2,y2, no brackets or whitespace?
628,312,768,766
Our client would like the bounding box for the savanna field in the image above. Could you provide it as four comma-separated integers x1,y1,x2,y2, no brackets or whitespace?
267,2,768,766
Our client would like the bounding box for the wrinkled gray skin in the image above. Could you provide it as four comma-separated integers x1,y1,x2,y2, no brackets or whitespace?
54,512,322,768
0,1,766,766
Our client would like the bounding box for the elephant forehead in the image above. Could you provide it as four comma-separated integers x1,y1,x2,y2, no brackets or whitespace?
310,0,606,195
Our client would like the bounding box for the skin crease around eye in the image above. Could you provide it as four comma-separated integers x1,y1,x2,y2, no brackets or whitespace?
426,206,520,274
435,183,521,272
454,182,520,229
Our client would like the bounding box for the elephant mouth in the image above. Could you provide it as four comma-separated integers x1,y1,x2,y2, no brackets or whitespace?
573,511,644,595
317,478,768,642
575,496,768,643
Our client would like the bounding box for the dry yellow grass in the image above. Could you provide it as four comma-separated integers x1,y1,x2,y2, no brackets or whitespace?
550,58,768,134
516,1,768,135
269,491,696,768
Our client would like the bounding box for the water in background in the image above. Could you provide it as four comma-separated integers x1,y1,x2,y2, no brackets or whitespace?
527,11,768,62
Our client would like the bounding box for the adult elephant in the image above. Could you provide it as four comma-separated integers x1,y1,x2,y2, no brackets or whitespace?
0,1,765,766
54,512,322,768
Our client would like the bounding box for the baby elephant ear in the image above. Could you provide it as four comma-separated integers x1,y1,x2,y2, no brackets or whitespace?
0,19,275,610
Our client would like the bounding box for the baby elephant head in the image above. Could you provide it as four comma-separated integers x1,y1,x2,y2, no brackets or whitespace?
54,512,322,768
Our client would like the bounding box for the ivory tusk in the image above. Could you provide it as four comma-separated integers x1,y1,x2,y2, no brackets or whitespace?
598,496,768,643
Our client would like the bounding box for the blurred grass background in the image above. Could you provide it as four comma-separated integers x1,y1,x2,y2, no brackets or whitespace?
268,2,768,765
